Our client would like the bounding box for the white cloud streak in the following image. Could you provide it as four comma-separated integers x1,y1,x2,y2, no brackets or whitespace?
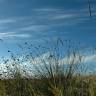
20,25,47,32
30,52,96,66
0,32,31,39
0,52,96,78
52,14,75,20
31,8,93,27
0,19,15,24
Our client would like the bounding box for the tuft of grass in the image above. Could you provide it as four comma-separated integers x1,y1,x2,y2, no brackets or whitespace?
0,39,96,96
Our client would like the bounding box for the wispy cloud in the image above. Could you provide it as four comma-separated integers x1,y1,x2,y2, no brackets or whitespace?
0,32,31,39
0,19,15,24
0,52,96,77
51,14,75,20
20,25,48,32
30,52,96,65
33,8,62,12
83,55,96,63
32,8,92,26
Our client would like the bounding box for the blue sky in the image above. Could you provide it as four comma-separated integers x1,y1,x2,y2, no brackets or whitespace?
0,0,96,58
0,0,96,75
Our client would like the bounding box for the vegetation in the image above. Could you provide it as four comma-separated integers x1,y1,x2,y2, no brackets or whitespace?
0,39,96,96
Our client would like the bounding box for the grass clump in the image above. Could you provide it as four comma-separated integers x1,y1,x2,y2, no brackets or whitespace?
0,39,96,96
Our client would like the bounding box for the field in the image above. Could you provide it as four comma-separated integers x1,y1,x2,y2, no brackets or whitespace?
0,40,96,96
0,75,96,96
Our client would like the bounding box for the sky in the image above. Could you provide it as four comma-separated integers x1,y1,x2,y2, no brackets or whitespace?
0,0,96,74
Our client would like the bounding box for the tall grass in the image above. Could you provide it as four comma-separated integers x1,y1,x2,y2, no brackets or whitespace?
0,39,96,96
